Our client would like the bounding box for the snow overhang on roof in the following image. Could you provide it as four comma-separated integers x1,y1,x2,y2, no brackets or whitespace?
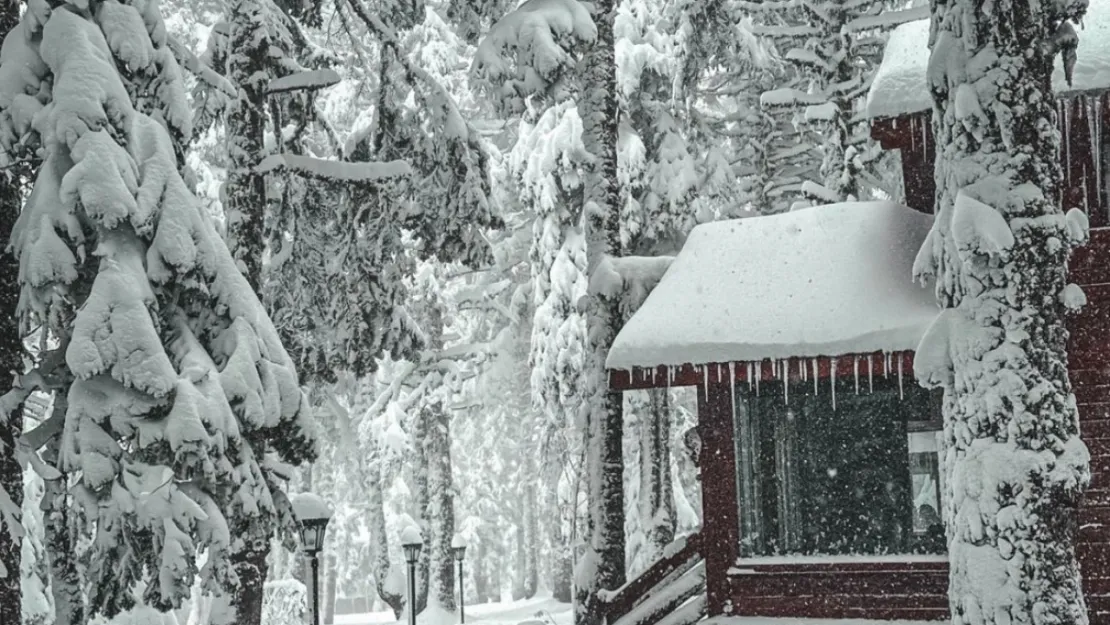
867,8,1110,120
605,202,939,370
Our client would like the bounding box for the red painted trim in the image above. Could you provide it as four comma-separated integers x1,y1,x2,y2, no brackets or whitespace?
697,380,739,616
609,352,916,391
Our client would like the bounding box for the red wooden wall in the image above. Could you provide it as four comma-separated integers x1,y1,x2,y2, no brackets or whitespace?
870,93,1110,226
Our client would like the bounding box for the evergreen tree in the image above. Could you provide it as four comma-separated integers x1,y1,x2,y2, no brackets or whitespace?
744,0,922,205
1,3,316,621
913,1,1090,623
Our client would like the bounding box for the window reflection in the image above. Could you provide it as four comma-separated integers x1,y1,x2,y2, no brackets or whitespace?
734,376,944,557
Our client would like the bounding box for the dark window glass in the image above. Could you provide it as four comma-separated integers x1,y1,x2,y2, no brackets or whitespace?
734,375,944,557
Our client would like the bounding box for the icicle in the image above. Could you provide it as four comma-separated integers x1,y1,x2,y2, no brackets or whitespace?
853,356,860,395
831,358,837,411
729,362,737,403
1065,101,1073,181
747,362,753,391
1090,97,1102,203
921,117,929,155
868,354,874,394
801,359,807,382
812,358,818,396
784,359,790,405
897,354,905,400
884,352,891,378
703,366,709,398
755,361,761,396
667,365,674,388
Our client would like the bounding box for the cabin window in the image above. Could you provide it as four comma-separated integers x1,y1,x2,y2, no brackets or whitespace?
734,377,944,557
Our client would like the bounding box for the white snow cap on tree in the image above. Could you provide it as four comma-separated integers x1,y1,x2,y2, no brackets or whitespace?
3,3,316,617
471,0,596,113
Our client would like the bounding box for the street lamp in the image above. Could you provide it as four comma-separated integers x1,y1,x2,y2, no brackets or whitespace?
401,525,424,625
451,534,467,624
291,493,333,625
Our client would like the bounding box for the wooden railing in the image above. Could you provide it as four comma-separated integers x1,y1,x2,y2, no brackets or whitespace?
602,532,706,625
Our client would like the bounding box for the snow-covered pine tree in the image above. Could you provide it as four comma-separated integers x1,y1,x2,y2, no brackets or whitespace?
913,1,1090,623
744,0,922,204
578,1,626,622
2,3,316,621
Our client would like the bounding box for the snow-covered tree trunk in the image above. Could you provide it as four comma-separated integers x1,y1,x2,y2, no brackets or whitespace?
577,0,626,623
424,394,457,611
0,1,24,617
0,165,21,625
473,538,489,604
41,426,84,625
324,554,338,625
640,391,675,562
225,0,269,292
522,483,538,599
916,2,1091,623
222,3,281,623
411,406,432,615
546,467,572,603
369,444,404,617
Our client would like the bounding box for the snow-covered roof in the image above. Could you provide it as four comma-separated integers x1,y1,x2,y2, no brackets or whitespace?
606,202,939,370
867,9,1110,119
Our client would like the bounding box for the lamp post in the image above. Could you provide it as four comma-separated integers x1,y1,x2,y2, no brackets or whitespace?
451,535,467,624
292,493,333,625
401,526,424,625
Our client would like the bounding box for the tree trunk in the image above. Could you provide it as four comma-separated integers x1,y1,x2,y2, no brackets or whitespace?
473,536,489,604
488,539,502,603
369,447,404,617
225,0,269,293
576,0,626,624
411,405,431,615
424,397,456,611
511,520,525,601
640,390,676,562
323,552,338,624
223,522,269,625
920,3,1090,624
547,470,572,604
522,485,538,599
41,407,85,625
0,174,23,625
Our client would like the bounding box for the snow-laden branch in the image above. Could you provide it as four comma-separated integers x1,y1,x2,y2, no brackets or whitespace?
257,153,412,183
341,0,473,140
266,69,342,95
167,35,237,98
843,6,929,33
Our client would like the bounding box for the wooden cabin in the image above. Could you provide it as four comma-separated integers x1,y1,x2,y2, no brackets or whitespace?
601,11,1110,625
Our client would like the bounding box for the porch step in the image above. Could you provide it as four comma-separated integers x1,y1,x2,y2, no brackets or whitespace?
611,562,706,625
653,594,706,625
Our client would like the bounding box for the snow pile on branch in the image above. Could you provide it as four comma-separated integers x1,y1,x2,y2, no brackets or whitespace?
471,0,596,113
257,153,412,183
3,5,316,616
867,7,1110,119
266,68,341,94
607,201,938,369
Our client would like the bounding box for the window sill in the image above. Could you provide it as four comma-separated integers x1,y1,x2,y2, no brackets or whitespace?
728,553,948,575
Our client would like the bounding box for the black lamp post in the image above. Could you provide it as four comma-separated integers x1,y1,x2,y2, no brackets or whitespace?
292,494,333,625
402,526,424,625
451,534,467,624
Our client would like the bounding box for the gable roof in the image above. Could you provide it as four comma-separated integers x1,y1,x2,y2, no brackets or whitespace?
606,202,939,370
867,7,1110,120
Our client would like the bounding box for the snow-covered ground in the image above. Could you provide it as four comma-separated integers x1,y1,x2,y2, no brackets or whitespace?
335,596,571,625
334,596,938,625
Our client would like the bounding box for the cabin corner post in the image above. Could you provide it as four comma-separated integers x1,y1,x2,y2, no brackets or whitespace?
696,375,740,616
